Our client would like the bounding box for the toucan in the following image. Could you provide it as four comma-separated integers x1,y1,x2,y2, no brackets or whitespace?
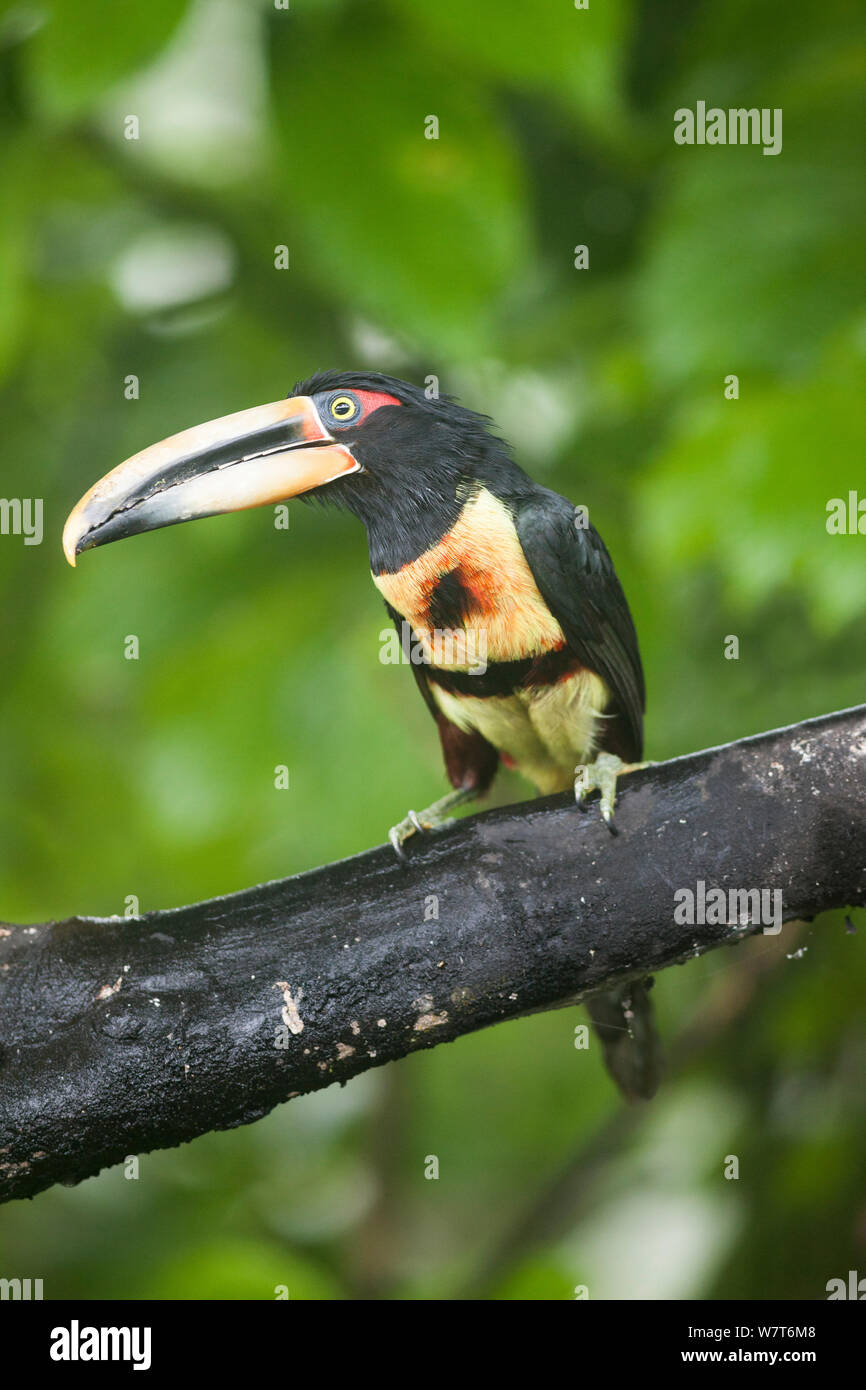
63,371,661,1099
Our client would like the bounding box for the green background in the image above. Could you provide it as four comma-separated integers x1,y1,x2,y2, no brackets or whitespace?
0,0,864,1299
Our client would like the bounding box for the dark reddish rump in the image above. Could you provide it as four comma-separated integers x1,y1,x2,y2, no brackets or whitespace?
435,714,499,793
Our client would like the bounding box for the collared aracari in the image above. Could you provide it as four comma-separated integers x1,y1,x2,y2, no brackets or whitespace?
63,371,661,1099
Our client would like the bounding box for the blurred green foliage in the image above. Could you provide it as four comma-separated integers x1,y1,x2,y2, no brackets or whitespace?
0,0,864,1300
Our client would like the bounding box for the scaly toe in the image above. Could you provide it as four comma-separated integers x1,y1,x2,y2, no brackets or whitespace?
573,752,633,829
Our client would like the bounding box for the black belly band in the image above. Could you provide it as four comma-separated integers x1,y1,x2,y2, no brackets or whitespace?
425,645,580,698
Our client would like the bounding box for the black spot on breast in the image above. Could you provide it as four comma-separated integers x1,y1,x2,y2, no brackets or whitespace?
427,567,480,630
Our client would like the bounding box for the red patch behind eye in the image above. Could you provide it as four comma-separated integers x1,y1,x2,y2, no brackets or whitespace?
354,390,402,418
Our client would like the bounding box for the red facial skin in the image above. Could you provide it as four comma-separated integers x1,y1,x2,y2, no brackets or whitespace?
350,389,403,419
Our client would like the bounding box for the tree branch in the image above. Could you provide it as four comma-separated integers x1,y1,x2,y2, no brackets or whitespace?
1,707,864,1204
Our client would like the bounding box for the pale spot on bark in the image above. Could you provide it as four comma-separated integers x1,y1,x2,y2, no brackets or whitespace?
95,977,123,1002
274,981,304,1034
414,1011,448,1032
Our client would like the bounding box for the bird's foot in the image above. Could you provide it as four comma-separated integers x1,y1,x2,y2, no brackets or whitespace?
573,752,653,831
388,788,476,861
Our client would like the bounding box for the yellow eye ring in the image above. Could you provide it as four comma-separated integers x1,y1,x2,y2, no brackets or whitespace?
330,395,357,421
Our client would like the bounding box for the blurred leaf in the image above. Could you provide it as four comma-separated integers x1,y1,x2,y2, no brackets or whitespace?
493,1260,578,1301
24,0,190,119
640,13,866,381
139,1238,341,1300
0,144,28,382
269,9,528,358
391,0,635,142
637,334,866,629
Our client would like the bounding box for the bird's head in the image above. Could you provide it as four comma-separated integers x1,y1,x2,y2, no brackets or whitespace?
62,371,509,570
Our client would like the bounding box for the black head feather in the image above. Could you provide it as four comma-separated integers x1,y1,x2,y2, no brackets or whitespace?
290,371,532,572
291,369,510,453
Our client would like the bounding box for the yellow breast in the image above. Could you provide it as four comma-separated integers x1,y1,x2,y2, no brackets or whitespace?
372,487,564,667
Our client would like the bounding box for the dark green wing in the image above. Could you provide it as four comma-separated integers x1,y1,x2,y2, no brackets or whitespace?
515,489,645,762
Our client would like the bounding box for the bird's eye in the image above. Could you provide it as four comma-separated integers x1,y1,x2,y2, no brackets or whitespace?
329,394,358,422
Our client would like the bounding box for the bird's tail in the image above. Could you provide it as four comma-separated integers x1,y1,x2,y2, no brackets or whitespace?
585,977,662,1101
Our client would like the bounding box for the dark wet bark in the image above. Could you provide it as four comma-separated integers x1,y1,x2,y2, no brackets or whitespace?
1,706,864,1204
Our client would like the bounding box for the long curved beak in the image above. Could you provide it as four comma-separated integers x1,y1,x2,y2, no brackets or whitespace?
62,396,359,566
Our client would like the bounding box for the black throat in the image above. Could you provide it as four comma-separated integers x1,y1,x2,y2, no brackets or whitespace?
324,409,530,573
334,464,470,573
